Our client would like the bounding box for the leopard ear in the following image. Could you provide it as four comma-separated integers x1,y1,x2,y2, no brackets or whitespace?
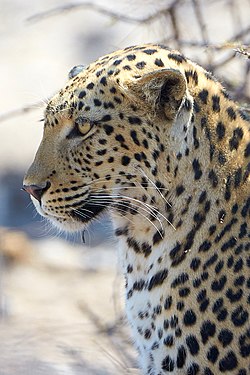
128,69,187,120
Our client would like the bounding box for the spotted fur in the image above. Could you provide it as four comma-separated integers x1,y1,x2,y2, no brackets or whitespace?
24,44,250,375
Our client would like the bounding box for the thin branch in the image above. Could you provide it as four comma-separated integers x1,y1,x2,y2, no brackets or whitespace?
0,101,44,123
27,1,181,25
235,47,250,59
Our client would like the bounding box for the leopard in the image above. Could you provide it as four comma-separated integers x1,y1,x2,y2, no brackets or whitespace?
23,44,250,375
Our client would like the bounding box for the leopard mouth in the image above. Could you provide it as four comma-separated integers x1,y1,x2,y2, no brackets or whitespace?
71,193,111,223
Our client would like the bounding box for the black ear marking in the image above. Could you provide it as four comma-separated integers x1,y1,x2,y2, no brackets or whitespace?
128,69,187,120
159,78,181,107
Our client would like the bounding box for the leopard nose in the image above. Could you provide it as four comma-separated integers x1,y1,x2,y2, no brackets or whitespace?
22,181,51,202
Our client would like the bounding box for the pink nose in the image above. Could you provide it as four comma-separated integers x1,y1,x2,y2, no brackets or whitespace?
22,182,51,202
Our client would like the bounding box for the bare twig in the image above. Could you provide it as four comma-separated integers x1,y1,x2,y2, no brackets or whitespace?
191,0,213,66
0,101,44,123
0,0,245,125
27,1,181,25
235,47,250,59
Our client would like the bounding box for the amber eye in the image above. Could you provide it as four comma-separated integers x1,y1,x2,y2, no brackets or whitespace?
67,117,94,139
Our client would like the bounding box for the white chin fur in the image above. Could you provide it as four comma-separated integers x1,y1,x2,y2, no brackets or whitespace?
31,197,85,232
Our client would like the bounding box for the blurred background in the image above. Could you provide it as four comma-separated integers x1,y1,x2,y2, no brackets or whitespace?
0,0,249,374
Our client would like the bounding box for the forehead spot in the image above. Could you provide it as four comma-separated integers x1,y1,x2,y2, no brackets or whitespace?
78,90,86,99
100,76,107,86
86,82,94,90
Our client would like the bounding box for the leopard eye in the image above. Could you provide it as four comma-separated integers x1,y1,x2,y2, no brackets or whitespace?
67,117,94,139
77,120,92,136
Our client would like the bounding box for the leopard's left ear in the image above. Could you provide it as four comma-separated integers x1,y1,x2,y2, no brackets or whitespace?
127,69,189,120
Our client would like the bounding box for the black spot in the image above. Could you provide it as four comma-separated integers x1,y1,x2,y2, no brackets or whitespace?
164,296,172,310
241,197,250,217
234,167,242,188
204,368,214,375
153,229,164,245
179,287,190,297
171,272,189,288
168,53,186,63
94,98,102,106
193,126,199,149
123,65,131,71
218,329,233,347
209,224,216,235
208,169,218,187
214,260,224,274
143,139,149,149
207,346,219,363
78,101,84,110
231,306,249,327
227,106,237,120
144,329,151,339
141,242,152,257
244,142,250,158
190,257,201,271
183,309,196,326
212,95,220,112
136,61,146,69
239,109,250,122
218,311,228,323
78,90,86,98
101,114,111,122
211,275,227,291
229,127,244,151
238,370,247,375
193,100,200,113
199,240,211,253
148,268,168,291
185,70,198,85
176,346,186,368
234,275,245,287
176,185,185,196
218,151,227,165
177,301,184,311
128,116,142,125
143,48,158,55
162,355,174,372
127,54,136,61
113,59,122,66
200,321,216,344
127,237,140,252
103,125,113,135
198,190,207,203
133,279,145,291
186,335,200,355
221,237,237,252
155,58,164,67
219,351,238,372
192,159,202,180
86,82,94,90
239,222,247,239
187,363,200,375
239,328,250,358
226,287,243,302
164,335,174,347
97,149,107,156
127,264,133,273
121,156,130,166
216,121,225,140
198,89,208,104
100,76,107,86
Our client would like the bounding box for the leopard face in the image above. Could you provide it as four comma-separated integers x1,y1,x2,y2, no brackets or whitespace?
23,46,194,233
23,44,250,375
